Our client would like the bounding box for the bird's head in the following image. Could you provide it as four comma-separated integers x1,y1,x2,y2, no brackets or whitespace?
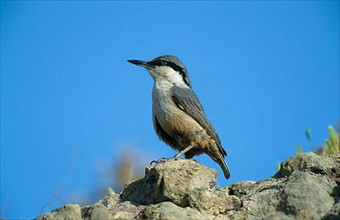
128,55,191,88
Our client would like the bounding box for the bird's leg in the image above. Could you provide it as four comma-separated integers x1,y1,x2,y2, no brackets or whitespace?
150,146,194,165
173,145,194,159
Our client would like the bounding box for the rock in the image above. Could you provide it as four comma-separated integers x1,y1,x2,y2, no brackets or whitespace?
138,201,216,220
100,194,145,220
82,203,112,220
275,152,340,181
277,171,334,219
120,159,217,207
36,204,82,220
99,193,120,209
323,201,340,220
227,153,339,220
188,187,241,215
110,201,145,220
36,153,340,220
228,181,256,198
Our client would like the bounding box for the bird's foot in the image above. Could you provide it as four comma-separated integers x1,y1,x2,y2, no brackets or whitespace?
150,157,176,165
149,156,196,166
149,146,195,165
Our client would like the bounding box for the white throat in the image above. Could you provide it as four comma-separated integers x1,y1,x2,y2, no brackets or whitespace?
148,66,189,88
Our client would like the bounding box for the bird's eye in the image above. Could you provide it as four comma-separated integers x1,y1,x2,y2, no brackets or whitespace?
156,60,165,66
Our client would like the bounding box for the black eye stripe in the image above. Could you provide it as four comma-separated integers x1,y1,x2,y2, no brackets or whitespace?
151,60,185,75
156,60,166,66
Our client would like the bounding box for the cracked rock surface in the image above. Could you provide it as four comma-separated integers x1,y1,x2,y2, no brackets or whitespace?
37,153,340,220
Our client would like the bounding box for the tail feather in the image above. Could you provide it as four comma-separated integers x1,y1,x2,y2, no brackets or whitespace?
208,145,231,179
217,152,231,179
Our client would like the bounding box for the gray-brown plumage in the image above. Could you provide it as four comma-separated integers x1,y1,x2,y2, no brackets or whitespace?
128,55,231,179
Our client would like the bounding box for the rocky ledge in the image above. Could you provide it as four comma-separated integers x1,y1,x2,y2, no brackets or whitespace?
37,152,340,220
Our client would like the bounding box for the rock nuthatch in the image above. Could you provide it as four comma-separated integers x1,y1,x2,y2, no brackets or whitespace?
127,55,231,179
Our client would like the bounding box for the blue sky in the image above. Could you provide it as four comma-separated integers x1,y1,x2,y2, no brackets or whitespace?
1,1,339,219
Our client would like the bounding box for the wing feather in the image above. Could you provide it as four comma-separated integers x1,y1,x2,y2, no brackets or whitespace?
170,86,227,156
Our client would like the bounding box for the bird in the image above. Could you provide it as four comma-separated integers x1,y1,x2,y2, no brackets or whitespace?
127,55,231,179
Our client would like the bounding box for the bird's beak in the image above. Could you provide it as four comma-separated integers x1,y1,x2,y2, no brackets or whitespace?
127,59,150,68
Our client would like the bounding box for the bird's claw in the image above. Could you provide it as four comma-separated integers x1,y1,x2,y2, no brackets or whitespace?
150,157,179,165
